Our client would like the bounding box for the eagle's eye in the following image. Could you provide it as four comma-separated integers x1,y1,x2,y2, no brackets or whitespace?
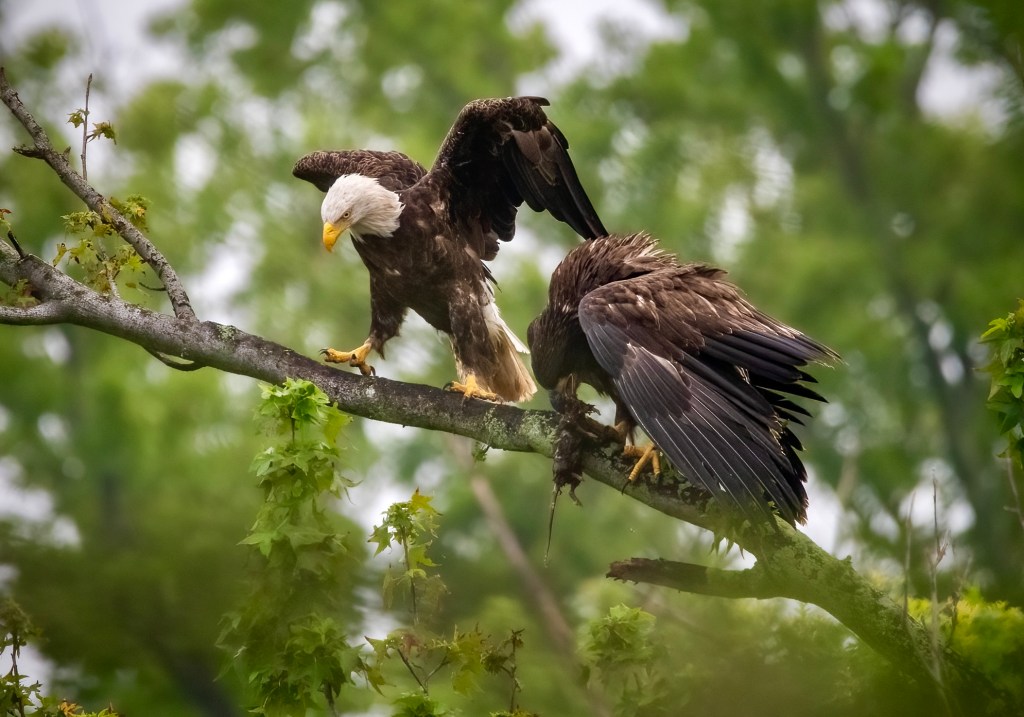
342,210,352,219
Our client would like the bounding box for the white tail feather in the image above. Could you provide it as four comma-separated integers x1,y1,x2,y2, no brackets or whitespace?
478,299,536,402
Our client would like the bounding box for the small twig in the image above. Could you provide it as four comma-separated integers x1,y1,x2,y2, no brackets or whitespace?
929,479,952,715
103,261,122,299
12,145,43,159
401,535,419,624
1004,456,1024,534
903,492,915,624
396,647,429,694
81,73,93,181
506,633,521,713
321,684,339,717
6,230,25,258
145,348,202,371
929,483,942,683
947,543,969,648
423,653,451,684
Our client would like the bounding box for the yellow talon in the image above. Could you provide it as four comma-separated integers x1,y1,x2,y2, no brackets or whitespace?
445,373,501,402
623,442,661,482
321,339,375,376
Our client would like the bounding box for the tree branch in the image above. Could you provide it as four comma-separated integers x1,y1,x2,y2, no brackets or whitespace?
0,302,68,324
608,558,784,600
0,70,1010,715
610,525,1011,714
80,73,93,182
0,66,195,321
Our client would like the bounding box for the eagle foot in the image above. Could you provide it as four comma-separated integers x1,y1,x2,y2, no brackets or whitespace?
320,341,375,376
445,374,501,403
623,442,661,483
585,418,629,444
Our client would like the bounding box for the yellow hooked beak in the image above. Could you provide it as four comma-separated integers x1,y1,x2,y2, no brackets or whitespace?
322,220,350,252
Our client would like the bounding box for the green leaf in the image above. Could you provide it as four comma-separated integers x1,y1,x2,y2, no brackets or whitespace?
87,121,117,143
392,692,448,717
1012,374,1024,400
369,522,394,555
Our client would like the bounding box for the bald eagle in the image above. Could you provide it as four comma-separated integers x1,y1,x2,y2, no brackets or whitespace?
293,96,606,402
527,233,838,523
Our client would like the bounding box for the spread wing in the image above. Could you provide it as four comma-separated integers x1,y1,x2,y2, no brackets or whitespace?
577,266,834,523
432,96,607,250
292,149,427,193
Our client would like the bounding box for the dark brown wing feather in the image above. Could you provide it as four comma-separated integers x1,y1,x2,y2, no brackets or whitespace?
577,267,835,523
432,96,607,248
292,149,427,193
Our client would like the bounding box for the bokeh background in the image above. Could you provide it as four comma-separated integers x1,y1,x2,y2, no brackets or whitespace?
1,0,1022,714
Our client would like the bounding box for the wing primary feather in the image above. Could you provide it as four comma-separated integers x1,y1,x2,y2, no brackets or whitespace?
581,301,805,521
682,382,786,513
700,339,805,383
584,319,776,518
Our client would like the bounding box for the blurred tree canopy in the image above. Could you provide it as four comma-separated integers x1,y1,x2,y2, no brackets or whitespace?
1,0,1022,715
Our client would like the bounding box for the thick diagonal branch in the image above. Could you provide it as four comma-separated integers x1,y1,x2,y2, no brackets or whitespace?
0,67,195,321
0,239,704,526
0,73,1008,714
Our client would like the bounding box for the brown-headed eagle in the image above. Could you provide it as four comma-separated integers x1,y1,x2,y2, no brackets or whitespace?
527,233,838,523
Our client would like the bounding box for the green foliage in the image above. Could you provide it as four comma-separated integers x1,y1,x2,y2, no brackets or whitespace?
908,587,1024,703
0,597,42,716
67,111,117,144
390,692,449,717
219,379,368,715
109,195,149,232
54,197,150,294
981,300,1024,465
0,599,119,717
0,278,36,308
370,490,445,617
579,605,671,715
367,491,533,714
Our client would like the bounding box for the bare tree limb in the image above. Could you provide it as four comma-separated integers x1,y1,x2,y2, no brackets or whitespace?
0,66,195,321
608,558,784,600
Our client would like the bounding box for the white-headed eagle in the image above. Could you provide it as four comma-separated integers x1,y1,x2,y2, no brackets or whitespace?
293,96,606,402
527,233,838,523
